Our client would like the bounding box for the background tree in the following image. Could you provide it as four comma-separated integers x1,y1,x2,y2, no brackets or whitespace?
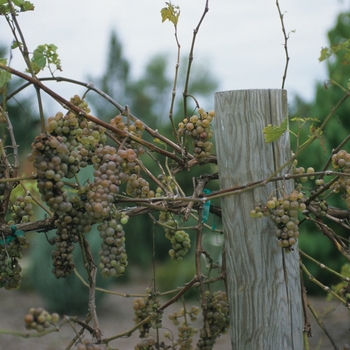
289,11,350,293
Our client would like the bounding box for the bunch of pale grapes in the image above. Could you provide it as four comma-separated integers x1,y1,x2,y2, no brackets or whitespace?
309,198,328,217
134,337,156,350
24,307,59,333
75,340,106,350
331,150,350,208
110,114,145,143
0,236,29,290
51,213,79,278
125,173,154,198
196,291,230,350
251,190,306,251
45,96,107,169
10,194,34,224
155,174,176,197
168,306,200,326
133,288,162,338
28,133,74,215
159,212,191,260
110,115,146,172
292,162,315,189
85,145,122,221
97,218,128,278
177,108,215,161
168,306,200,350
167,230,191,261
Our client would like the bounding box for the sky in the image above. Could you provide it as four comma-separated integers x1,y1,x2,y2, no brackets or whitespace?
1,0,350,113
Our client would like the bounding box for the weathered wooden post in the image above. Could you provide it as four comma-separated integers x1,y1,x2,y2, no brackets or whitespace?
214,90,302,349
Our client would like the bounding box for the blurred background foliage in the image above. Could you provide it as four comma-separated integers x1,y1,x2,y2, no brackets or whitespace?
2,9,350,311
289,11,350,294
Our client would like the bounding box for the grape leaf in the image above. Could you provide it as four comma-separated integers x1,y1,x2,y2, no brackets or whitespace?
11,40,22,50
0,0,34,13
0,58,11,92
319,47,331,62
30,44,62,74
161,2,180,25
262,117,288,143
319,40,350,63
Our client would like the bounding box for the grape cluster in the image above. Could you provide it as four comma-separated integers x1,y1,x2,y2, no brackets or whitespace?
134,336,156,350
0,236,29,290
133,288,162,338
109,115,146,171
126,173,154,198
29,133,74,214
177,108,215,161
28,99,151,280
251,190,306,251
168,306,200,350
51,213,79,278
10,194,34,224
293,162,315,188
155,174,176,197
85,145,121,221
97,218,128,278
110,114,145,141
196,291,230,350
159,212,191,260
75,340,106,350
24,307,59,333
331,150,350,207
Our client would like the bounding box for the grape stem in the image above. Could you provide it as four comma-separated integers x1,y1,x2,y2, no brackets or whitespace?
300,274,312,340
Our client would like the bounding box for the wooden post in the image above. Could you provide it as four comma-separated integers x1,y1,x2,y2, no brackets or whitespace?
214,90,302,349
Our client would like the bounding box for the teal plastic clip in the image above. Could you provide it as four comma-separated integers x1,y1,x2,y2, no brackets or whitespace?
202,188,211,223
0,225,25,245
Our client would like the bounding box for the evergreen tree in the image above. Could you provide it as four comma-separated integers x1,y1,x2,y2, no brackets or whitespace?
289,11,350,292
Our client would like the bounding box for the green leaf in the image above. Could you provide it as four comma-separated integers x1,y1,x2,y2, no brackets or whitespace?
11,40,22,49
0,0,33,13
0,4,10,15
262,117,288,143
29,44,62,74
161,2,180,25
319,47,331,62
0,58,11,91
20,1,34,11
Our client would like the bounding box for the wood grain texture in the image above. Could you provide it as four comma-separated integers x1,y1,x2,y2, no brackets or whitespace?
214,90,302,350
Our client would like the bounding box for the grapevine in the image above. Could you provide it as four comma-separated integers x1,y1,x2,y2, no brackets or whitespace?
2,1,350,349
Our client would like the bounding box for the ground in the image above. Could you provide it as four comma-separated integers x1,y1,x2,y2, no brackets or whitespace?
0,280,348,349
